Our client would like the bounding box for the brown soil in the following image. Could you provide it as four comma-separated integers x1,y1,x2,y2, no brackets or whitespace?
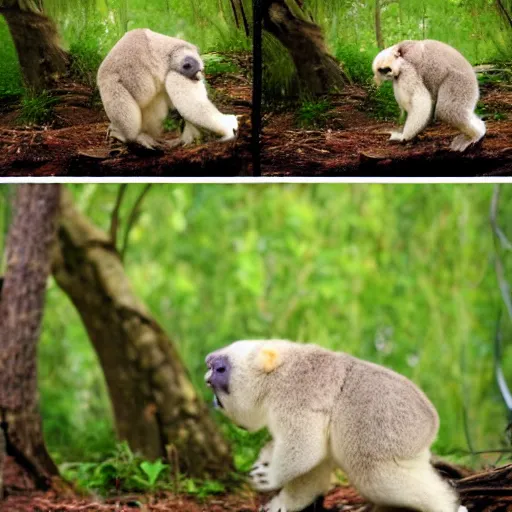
0,69,253,178
1,67,511,177
2,464,511,512
260,84,512,177
0,485,367,512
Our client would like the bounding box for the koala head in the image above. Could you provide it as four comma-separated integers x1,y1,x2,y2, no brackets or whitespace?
204,340,284,431
171,45,204,81
372,45,403,86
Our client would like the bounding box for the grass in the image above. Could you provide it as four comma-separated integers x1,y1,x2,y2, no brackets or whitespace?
295,99,333,128
18,91,59,126
37,184,512,476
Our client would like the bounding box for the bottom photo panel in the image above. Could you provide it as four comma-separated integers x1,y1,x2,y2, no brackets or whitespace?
0,183,511,512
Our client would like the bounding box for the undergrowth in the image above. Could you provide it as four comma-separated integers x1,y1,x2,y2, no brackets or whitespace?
61,442,228,497
18,91,59,126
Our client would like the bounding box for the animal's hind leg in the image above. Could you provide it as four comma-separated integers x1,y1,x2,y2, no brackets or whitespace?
181,121,202,145
435,77,485,152
99,81,144,145
354,451,461,512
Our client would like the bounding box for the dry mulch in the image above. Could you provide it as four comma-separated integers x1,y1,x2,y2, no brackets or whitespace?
2,464,511,512
261,84,512,177
0,71,253,178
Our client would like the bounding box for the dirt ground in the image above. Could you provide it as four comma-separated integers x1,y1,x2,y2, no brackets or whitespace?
261,83,512,177
0,62,253,178
2,463,511,512
0,485,370,512
1,63,511,177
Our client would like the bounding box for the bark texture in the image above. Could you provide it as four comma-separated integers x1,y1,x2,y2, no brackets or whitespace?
0,0,68,91
374,0,384,49
52,190,232,478
263,0,349,94
0,184,61,497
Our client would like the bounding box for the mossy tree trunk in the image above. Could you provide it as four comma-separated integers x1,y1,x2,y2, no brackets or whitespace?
0,0,68,91
0,184,61,499
262,0,349,94
52,190,232,478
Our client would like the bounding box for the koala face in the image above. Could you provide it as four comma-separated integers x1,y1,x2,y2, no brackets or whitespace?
205,340,277,432
171,46,204,81
372,45,402,86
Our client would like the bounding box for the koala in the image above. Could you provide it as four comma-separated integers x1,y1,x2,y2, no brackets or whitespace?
97,28,238,150
372,39,485,152
205,340,467,512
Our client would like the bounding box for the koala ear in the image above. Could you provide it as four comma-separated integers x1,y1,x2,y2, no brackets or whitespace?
394,47,403,58
256,345,282,373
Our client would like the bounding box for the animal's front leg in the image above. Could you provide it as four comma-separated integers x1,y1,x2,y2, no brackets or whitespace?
250,418,328,492
165,71,238,141
181,121,202,145
259,460,333,512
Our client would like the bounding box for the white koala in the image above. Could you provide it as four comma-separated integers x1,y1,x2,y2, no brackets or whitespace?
205,340,467,512
372,40,485,152
97,28,238,150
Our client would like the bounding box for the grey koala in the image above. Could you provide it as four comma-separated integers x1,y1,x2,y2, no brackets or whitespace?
372,39,485,151
205,340,467,512
97,28,238,150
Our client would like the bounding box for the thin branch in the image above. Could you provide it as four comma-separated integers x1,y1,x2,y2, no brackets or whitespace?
229,0,240,29
495,312,512,413
121,184,152,261
495,0,512,29
110,184,127,250
237,0,250,36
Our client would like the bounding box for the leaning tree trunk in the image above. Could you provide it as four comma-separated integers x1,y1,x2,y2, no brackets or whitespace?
0,0,68,91
374,0,384,50
51,190,232,478
262,0,349,95
0,184,61,498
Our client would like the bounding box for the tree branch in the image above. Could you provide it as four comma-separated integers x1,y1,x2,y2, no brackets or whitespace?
121,184,152,261
110,184,127,250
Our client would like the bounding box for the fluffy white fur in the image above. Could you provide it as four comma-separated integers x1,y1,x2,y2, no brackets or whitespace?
206,340,466,512
372,40,485,151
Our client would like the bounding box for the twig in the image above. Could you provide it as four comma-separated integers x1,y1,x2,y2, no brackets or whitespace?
110,184,127,250
121,184,152,261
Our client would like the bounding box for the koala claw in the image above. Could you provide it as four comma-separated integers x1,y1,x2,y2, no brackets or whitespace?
249,464,278,492
259,495,286,512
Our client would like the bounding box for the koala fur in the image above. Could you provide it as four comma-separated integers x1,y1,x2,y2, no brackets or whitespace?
205,340,466,512
97,28,238,149
372,39,485,151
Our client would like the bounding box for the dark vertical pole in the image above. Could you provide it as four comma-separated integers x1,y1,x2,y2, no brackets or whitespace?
252,0,263,177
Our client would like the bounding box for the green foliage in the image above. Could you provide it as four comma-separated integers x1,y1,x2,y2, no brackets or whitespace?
203,54,240,75
0,18,23,98
61,442,170,493
18,91,59,126
38,184,512,475
295,99,333,128
61,441,228,497
69,38,104,88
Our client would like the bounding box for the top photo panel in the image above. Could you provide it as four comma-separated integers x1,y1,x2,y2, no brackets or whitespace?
0,0,511,178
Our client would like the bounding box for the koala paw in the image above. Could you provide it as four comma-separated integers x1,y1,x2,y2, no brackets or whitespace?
389,131,405,142
259,495,287,512
250,461,278,492
219,114,239,142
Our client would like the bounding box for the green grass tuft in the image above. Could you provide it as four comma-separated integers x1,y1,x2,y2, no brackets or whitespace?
18,91,59,126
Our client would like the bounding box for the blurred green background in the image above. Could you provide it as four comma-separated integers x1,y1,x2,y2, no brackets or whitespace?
1,184,510,470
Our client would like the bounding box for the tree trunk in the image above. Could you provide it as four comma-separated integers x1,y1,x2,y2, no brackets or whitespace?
262,0,349,95
0,1,68,91
375,0,384,50
51,190,233,478
0,184,61,498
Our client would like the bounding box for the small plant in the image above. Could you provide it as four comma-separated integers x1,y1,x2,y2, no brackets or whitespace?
69,40,104,88
202,54,239,75
18,90,59,126
60,442,170,494
295,99,333,128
